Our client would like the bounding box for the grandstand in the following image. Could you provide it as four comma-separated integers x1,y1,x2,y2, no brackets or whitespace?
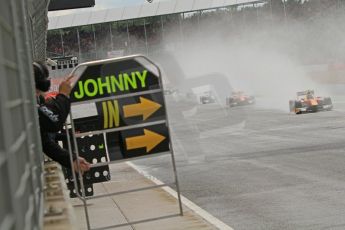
47,0,267,61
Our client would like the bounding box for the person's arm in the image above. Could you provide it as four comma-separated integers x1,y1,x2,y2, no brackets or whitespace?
41,132,90,172
38,100,68,133
41,132,74,168
45,93,71,127
46,77,72,115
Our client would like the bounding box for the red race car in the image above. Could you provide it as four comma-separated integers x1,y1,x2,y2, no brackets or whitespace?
227,91,255,107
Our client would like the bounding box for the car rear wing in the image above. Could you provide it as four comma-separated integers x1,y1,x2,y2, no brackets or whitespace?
297,90,314,96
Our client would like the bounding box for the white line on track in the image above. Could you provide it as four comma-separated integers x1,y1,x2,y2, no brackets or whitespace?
126,162,234,230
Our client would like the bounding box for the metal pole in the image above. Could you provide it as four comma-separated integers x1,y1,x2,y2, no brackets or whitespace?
65,125,91,229
242,4,246,32
197,10,201,34
143,18,149,56
70,112,92,230
60,30,65,56
179,13,184,48
282,0,287,24
160,16,164,42
255,3,259,25
170,144,184,216
229,6,234,28
109,23,114,51
92,25,97,59
126,21,131,54
269,0,273,22
77,28,82,59
154,60,184,216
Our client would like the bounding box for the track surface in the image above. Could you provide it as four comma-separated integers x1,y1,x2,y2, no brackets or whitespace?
134,96,345,230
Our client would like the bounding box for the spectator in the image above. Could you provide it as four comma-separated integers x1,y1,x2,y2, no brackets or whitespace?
33,61,90,173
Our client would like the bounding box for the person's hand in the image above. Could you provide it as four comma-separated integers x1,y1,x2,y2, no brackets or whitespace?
59,76,73,97
73,157,91,174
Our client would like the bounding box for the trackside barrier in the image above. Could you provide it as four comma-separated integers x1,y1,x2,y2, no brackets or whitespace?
65,55,183,229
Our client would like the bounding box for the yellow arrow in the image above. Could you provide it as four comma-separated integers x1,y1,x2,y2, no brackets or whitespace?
123,97,161,120
125,129,166,153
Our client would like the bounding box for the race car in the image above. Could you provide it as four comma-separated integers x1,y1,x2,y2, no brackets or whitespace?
289,90,333,114
227,91,255,107
200,92,216,104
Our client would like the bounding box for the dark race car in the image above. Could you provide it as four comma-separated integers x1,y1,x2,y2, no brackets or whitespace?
289,90,333,114
200,92,216,104
227,91,255,107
